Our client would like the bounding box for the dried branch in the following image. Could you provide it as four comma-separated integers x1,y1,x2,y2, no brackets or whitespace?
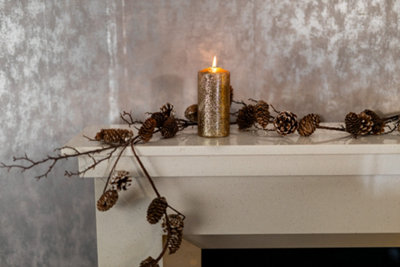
65,147,119,177
120,111,142,126
0,144,121,179
102,143,130,194
131,143,161,197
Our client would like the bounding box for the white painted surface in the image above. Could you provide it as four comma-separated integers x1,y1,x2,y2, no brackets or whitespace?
64,125,400,266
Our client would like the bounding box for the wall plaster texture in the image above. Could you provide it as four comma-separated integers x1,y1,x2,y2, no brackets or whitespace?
1,0,400,266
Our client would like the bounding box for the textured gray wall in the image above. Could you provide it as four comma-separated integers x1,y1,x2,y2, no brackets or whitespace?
1,0,400,266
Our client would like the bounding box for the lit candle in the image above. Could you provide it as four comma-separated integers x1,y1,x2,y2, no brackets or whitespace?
198,56,230,137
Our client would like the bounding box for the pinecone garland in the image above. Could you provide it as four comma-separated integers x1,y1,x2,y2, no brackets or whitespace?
110,171,132,191
184,104,198,122
358,112,373,136
95,128,133,144
298,114,321,137
97,189,118,212
161,117,179,139
254,101,270,128
362,109,385,135
345,112,361,137
140,257,159,267
237,105,256,130
147,197,168,224
138,118,157,143
274,111,298,136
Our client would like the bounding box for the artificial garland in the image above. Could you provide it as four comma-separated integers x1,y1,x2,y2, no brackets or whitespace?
2,87,400,267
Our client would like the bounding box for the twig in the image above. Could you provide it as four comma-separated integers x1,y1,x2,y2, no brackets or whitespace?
120,111,142,126
270,104,280,114
316,125,346,132
1,145,121,179
232,100,246,106
167,205,186,220
65,147,118,177
130,143,161,198
102,143,129,194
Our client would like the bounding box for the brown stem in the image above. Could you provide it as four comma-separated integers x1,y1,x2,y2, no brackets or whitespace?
130,143,161,198
167,205,186,220
102,143,129,194
316,125,346,132
270,104,280,114
383,114,400,123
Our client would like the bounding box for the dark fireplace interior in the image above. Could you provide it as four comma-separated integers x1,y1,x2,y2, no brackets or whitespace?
202,248,400,267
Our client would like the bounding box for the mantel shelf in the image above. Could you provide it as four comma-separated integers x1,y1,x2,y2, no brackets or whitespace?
62,123,400,178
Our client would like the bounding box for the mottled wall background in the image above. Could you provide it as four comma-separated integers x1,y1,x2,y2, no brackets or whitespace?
1,0,400,266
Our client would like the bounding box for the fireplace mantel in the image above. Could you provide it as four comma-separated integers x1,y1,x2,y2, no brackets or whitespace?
63,124,400,267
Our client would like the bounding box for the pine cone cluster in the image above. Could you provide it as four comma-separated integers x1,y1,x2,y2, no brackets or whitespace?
95,128,133,144
140,257,159,267
147,197,168,224
162,214,185,254
237,104,256,130
298,113,321,137
151,103,174,128
141,103,179,142
184,104,198,122
97,189,118,212
254,100,270,128
345,110,384,137
274,111,298,136
110,170,132,191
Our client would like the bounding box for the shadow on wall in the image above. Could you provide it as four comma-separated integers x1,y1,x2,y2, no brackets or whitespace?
151,75,184,108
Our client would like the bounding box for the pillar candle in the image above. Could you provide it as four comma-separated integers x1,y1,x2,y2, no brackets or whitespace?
198,56,230,137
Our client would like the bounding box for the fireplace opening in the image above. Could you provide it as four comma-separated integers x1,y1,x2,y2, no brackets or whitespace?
202,248,400,266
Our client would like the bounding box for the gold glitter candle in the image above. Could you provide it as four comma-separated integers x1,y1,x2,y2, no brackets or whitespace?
198,56,230,137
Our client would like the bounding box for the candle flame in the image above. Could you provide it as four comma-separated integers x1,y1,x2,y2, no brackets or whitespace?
212,56,217,68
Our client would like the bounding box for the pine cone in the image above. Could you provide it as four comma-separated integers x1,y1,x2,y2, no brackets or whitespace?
358,112,373,136
140,257,159,267
254,100,270,128
237,104,256,130
162,214,185,254
162,214,185,232
160,103,174,117
168,233,183,254
298,114,321,137
274,111,298,136
147,197,168,224
95,128,133,144
161,117,179,139
345,112,361,137
97,190,118,212
138,118,157,143
110,170,132,191
362,109,385,135
184,104,198,122
151,112,167,128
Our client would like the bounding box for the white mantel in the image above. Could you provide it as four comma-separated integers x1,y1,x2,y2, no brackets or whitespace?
63,124,400,267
